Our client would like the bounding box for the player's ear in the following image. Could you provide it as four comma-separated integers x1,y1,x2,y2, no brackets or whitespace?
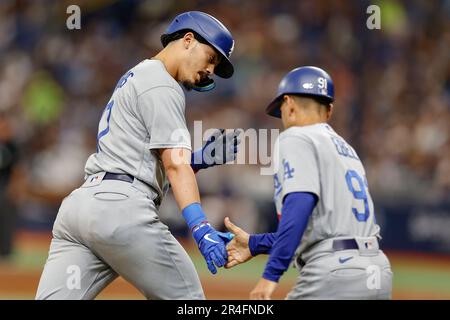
283,95,294,109
285,95,297,117
182,32,196,49
327,103,334,121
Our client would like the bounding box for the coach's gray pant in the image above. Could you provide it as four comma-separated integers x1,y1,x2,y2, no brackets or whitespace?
287,238,393,300
35,174,204,300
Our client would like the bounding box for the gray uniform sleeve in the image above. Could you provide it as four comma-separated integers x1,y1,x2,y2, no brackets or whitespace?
137,86,191,150
279,135,320,201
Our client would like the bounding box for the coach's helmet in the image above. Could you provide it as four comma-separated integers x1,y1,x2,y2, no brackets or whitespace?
161,11,235,92
266,66,334,118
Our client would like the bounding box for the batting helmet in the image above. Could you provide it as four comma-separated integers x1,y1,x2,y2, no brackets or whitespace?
161,11,235,92
265,66,334,118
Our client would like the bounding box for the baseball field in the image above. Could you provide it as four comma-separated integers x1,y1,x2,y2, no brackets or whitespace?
1,232,449,300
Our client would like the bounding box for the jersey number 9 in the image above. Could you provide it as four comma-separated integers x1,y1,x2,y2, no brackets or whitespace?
345,170,370,222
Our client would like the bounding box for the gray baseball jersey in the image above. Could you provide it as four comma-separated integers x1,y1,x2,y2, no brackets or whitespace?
273,123,391,299
273,123,380,254
85,59,191,202
36,59,205,300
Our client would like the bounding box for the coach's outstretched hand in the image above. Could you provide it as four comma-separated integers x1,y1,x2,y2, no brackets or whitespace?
193,222,234,274
224,217,253,269
191,129,242,171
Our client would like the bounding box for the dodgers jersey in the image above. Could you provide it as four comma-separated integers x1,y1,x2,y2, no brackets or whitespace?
85,59,191,201
273,123,380,255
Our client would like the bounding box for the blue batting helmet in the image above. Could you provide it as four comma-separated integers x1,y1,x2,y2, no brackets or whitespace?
161,11,235,92
266,66,334,118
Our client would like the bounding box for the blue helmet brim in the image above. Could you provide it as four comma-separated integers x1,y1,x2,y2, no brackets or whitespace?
265,95,283,118
211,48,234,78
265,93,334,118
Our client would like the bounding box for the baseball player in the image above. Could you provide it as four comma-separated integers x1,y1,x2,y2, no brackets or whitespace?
36,11,239,300
224,66,393,299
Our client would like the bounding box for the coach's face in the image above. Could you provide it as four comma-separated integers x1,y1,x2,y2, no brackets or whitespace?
180,32,220,88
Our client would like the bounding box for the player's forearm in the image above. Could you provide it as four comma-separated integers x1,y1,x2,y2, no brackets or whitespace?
166,164,201,210
248,233,277,256
262,192,317,282
161,148,201,210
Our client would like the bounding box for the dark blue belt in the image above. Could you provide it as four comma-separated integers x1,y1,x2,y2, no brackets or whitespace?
332,239,359,251
103,172,161,207
297,239,359,267
103,172,134,183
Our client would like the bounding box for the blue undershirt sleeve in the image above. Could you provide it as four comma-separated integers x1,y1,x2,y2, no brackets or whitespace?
262,192,318,282
248,232,277,256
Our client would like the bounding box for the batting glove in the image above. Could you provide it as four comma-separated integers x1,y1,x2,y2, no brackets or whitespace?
191,129,242,171
182,203,234,274
192,222,234,274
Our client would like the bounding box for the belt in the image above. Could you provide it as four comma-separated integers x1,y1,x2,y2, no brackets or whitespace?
103,172,134,183
332,239,359,251
102,172,161,207
297,238,360,268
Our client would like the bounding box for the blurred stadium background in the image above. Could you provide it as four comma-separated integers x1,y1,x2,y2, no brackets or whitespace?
0,0,449,299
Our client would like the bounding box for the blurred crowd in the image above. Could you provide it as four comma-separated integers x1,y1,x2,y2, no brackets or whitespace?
0,0,449,258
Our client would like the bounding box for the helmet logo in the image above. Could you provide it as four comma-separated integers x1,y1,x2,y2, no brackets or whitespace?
228,40,235,56
302,83,314,89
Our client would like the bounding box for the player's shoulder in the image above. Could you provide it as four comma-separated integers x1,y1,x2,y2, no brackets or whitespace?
130,59,184,99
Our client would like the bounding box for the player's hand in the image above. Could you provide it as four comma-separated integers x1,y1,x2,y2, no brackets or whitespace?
203,129,242,165
249,278,278,300
224,217,252,269
191,129,242,170
193,222,234,274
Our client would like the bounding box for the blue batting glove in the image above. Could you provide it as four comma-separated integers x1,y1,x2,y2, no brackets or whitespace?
182,203,234,274
192,222,233,274
216,231,235,244
191,129,242,171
